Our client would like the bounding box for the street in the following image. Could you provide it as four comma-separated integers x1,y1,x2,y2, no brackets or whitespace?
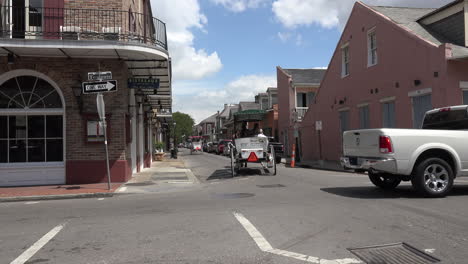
2,149,468,264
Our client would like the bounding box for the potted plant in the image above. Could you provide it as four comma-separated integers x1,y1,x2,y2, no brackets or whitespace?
153,142,165,161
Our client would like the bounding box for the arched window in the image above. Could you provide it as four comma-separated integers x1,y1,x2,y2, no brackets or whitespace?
0,76,62,109
0,75,63,164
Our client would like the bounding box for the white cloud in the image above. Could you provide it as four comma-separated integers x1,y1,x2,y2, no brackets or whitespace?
210,0,270,12
173,74,276,123
272,0,453,29
151,0,222,81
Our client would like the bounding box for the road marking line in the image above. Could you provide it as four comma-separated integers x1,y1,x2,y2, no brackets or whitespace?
424,248,436,253
10,223,65,264
98,198,105,201
117,187,127,192
233,212,361,264
233,212,273,251
24,202,39,205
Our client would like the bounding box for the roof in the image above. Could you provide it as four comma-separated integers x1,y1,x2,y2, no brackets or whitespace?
199,113,217,124
418,0,463,21
218,104,238,118
239,101,260,111
283,69,326,85
367,3,468,58
267,87,277,93
368,6,441,44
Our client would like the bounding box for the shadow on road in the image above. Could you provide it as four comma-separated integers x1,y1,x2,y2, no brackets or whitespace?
321,185,468,199
206,167,272,180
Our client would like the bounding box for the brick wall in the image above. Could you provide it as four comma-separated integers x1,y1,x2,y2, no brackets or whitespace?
0,57,130,162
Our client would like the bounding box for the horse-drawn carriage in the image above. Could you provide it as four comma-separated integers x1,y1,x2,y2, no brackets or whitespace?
229,110,277,177
189,136,203,155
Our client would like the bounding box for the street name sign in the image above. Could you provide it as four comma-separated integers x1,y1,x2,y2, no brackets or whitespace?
82,80,117,94
128,78,160,89
88,71,112,81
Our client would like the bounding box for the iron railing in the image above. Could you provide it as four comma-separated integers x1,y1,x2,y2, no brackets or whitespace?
294,107,308,122
0,6,167,50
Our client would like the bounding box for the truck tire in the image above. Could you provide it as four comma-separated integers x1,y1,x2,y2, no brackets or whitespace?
411,158,454,198
368,172,401,189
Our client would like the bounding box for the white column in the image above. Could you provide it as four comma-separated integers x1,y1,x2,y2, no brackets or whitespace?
130,90,137,174
138,104,144,171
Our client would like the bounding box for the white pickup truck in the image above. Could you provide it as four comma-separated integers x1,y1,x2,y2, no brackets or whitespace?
341,105,468,198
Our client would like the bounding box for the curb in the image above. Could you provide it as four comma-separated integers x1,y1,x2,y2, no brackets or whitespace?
0,192,114,203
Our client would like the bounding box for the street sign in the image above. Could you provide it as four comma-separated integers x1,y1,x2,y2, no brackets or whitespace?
315,121,323,131
82,80,117,94
88,71,112,81
96,94,105,120
128,78,160,89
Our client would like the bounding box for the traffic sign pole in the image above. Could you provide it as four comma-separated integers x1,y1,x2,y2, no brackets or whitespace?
96,93,112,190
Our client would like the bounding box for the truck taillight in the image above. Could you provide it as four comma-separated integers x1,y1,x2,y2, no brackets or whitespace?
379,136,393,154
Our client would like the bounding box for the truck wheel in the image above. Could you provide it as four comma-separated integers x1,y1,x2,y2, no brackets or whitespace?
368,172,401,189
411,158,454,198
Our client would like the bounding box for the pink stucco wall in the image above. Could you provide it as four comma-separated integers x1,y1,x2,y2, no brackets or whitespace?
277,67,294,155
301,2,468,163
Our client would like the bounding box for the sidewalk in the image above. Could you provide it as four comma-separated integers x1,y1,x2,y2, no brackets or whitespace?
116,155,199,194
293,159,352,173
0,183,122,202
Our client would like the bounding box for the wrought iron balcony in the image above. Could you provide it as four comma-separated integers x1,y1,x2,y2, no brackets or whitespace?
0,6,167,51
294,107,308,122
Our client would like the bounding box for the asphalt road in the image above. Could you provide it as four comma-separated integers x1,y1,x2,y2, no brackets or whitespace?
2,148,468,264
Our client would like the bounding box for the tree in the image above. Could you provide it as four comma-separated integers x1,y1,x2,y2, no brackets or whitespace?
172,112,195,144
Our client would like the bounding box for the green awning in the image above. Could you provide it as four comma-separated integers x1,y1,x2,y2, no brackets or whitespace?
233,109,266,122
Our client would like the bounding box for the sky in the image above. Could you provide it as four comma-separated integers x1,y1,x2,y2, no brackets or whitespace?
151,0,453,123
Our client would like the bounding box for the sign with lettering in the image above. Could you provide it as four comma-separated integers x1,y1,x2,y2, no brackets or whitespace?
128,78,160,89
82,81,117,94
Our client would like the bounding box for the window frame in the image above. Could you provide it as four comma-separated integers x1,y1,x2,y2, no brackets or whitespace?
341,43,350,78
367,28,378,67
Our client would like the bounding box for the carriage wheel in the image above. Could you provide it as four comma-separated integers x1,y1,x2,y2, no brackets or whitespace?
269,146,277,176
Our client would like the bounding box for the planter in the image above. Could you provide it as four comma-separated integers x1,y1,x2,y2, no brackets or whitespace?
154,152,166,161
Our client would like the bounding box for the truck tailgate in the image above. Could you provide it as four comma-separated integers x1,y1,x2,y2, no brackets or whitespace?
343,129,382,157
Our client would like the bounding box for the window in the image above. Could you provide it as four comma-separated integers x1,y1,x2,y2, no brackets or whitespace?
463,90,468,105
382,101,396,128
342,44,350,77
29,0,43,27
368,29,377,66
0,75,64,164
296,92,315,108
297,93,306,107
0,115,63,163
339,110,350,133
359,105,370,129
412,94,432,128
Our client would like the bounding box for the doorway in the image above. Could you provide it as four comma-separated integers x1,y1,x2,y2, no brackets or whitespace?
12,0,43,39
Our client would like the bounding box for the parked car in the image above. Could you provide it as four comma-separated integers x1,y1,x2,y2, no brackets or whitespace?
217,140,232,155
209,142,218,153
203,142,211,152
341,105,468,198
268,137,284,164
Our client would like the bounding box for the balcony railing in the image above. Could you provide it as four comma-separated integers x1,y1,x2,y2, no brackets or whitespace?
294,107,308,122
0,6,167,50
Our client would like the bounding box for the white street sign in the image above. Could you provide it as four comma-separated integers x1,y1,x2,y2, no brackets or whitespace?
316,121,323,131
88,71,112,81
82,80,117,94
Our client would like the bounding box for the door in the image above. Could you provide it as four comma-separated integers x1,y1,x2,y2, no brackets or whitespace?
43,0,63,39
11,0,44,39
412,94,432,128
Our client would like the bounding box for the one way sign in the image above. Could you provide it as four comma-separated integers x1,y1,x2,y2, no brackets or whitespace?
82,80,118,94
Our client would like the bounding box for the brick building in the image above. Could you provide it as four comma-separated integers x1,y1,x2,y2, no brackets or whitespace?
0,0,171,186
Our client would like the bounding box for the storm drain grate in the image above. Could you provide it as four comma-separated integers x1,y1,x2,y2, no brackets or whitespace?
256,184,285,188
348,242,440,264
213,193,255,199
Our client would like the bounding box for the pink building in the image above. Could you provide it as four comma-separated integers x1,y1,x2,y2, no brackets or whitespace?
277,67,326,160
301,1,468,165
